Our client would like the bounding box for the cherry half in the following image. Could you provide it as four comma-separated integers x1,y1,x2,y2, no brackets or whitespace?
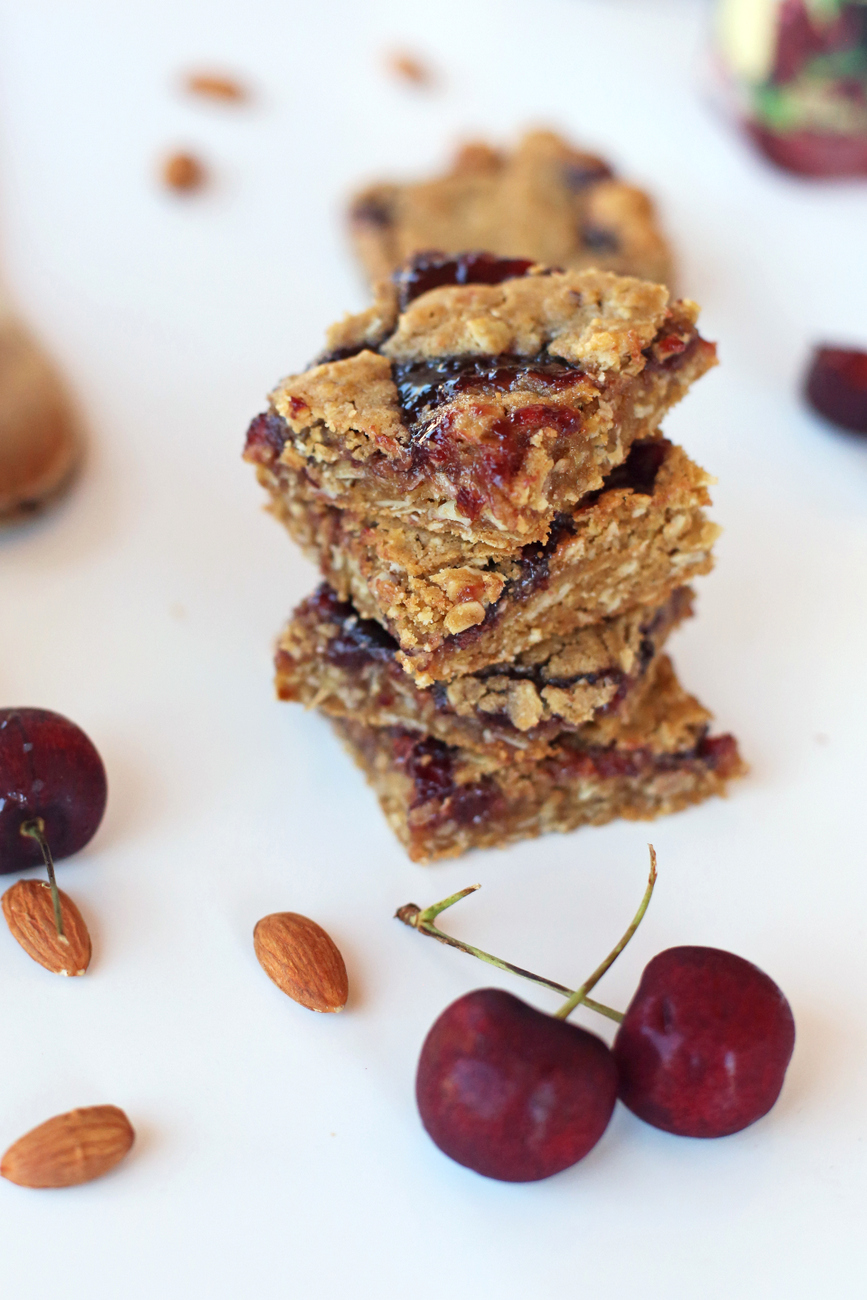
0,708,107,874
805,346,867,434
416,988,617,1182
613,946,795,1138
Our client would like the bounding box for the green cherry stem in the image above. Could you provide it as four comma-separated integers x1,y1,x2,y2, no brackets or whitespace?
395,885,623,1024
552,845,657,1021
20,817,66,941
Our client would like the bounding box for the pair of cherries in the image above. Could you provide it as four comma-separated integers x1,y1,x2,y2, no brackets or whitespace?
404,869,796,1183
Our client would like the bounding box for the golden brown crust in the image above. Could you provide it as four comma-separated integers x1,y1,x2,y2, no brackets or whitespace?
378,270,674,367
275,585,693,763
348,129,675,287
330,655,745,862
253,271,715,552
252,440,718,685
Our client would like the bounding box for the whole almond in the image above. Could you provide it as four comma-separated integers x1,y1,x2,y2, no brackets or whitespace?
184,71,248,102
0,318,80,521
2,879,92,975
253,912,348,1012
1,1105,134,1188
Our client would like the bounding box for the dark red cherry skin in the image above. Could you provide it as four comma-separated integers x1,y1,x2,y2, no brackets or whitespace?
0,709,108,873
416,988,618,1182
613,947,795,1139
805,346,867,434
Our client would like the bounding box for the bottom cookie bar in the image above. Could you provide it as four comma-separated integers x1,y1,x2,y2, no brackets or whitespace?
329,656,744,862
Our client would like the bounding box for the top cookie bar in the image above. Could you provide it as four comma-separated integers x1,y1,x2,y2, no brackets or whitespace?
251,257,716,551
348,130,674,287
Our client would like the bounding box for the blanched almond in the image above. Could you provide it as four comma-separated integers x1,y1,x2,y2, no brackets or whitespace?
2,879,91,975
1,1106,134,1188
254,912,348,1012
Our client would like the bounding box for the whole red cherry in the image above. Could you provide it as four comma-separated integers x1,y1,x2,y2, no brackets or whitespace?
416,988,618,1181
613,946,795,1138
805,346,867,434
0,708,107,873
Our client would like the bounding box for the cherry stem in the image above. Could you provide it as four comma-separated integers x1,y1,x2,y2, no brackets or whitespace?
20,818,65,940
552,845,657,1021
395,884,623,1024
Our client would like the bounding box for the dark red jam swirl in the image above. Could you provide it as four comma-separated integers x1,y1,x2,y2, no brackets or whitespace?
394,251,536,311
310,586,399,670
579,438,668,508
508,440,667,596
390,727,740,833
388,351,588,523
244,411,288,459
445,438,669,647
393,353,585,424
391,731,501,827
563,158,614,189
349,193,394,228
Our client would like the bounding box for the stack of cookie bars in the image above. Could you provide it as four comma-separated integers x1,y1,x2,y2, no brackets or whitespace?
244,133,744,861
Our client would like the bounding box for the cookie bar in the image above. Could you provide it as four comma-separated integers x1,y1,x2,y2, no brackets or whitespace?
254,436,718,685
330,656,745,862
348,130,675,286
247,259,716,550
276,583,693,764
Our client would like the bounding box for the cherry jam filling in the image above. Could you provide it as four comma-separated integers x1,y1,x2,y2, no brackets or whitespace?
388,352,588,521
349,194,394,228
502,435,665,601
393,353,585,424
579,438,668,509
447,440,669,648
549,729,741,782
391,727,740,829
420,407,583,523
694,733,742,778
307,585,674,731
580,225,621,253
244,411,289,460
392,732,501,827
643,331,708,375
310,585,400,670
394,252,536,311
563,159,614,189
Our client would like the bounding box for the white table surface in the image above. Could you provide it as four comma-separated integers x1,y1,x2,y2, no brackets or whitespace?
1,1,866,1296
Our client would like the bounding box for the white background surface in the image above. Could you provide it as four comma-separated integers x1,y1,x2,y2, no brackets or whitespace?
1,1,866,1296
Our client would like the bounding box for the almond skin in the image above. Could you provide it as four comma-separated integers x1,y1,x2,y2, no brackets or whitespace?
253,912,348,1012
2,879,92,975
0,319,80,521
1,1105,134,1188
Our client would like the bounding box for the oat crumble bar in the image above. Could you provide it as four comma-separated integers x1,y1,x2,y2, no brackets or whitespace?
331,655,745,862
252,437,718,685
276,584,692,764
348,130,674,286
246,258,715,551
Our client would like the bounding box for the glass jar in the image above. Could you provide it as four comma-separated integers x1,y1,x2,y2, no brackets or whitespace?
716,0,867,175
